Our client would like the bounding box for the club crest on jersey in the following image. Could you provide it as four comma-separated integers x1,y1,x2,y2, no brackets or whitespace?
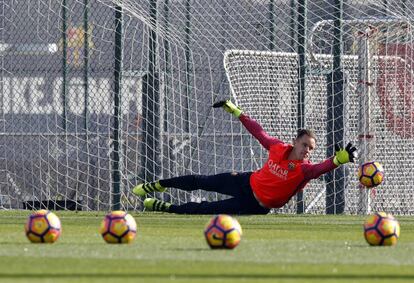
288,162,296,171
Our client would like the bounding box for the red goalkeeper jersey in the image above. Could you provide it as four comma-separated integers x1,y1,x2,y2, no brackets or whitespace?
239,114,336,209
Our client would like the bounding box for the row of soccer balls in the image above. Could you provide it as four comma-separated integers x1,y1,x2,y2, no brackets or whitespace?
25,210,241,248
26,209,399,248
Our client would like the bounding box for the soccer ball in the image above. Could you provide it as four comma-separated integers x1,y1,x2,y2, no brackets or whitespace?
204,214,242,249
99,211,137,244
358,161,384,188
24,210,61,243
363,212,400,246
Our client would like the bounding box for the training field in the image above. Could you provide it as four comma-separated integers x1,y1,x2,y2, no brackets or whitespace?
0,211,413,283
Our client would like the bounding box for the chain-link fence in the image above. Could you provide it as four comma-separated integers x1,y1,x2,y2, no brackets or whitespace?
1,0,413,214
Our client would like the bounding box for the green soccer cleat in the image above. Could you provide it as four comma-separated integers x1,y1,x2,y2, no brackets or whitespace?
132,181,166,197
144,198,171,212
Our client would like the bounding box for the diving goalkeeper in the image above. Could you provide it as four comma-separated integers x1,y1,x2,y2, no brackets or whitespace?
132,100,357,214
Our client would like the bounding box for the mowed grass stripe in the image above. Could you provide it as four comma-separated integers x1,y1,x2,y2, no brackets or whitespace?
0,211,413,282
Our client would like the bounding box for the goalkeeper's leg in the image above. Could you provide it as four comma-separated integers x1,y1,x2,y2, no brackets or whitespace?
144,196,269,214
133,172,251,197
168,197,269,215
143,182,269,214
160,172,251,196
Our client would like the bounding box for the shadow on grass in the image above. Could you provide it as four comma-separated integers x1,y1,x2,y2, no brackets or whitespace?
1,273,414,280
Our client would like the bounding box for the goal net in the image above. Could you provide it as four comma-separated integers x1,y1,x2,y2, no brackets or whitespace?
225,50,414,214
1,0,413,214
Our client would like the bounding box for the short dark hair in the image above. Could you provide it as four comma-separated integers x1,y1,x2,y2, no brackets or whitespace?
296,129,317,141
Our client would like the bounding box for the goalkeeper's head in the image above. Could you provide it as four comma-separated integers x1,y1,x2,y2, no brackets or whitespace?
291,129,316,161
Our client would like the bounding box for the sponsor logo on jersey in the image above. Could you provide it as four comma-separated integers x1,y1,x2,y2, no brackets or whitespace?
267,159,288,180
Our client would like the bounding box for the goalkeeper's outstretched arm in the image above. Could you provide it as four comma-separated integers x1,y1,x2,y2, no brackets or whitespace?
303,142,358,179
212,100,282,149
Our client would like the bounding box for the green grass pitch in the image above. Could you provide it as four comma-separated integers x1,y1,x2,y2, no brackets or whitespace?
0,211,414,283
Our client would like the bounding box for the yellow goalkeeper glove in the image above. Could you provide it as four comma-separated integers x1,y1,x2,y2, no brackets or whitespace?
212,100,243,118
333,142,358,166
